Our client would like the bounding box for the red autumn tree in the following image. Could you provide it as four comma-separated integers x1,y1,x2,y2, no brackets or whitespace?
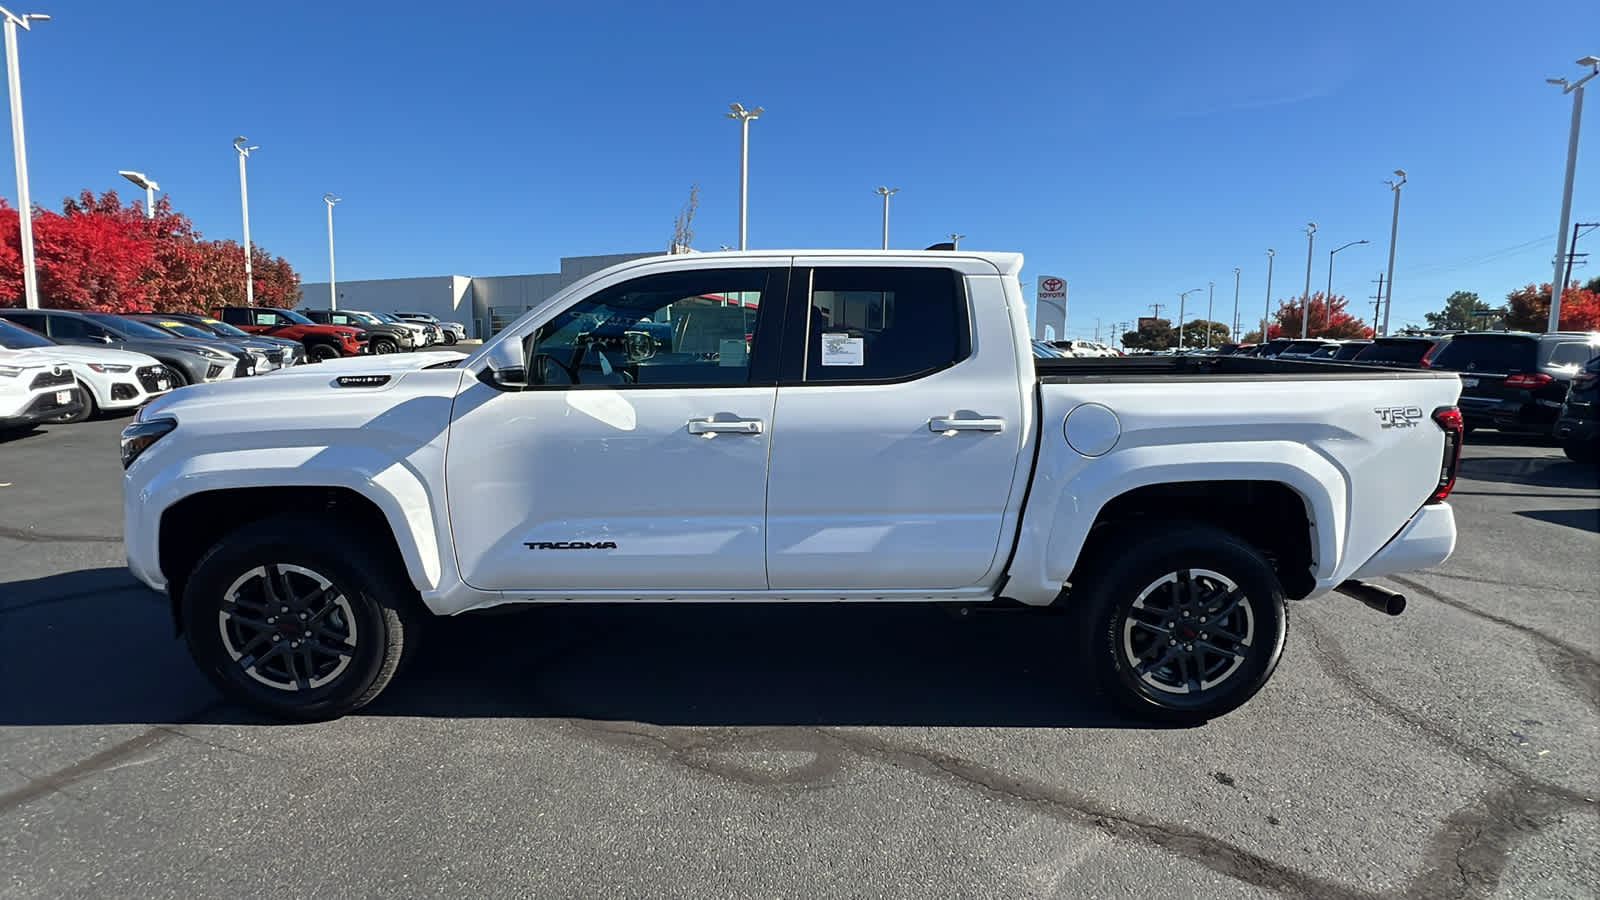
1265,292,1373,340
1502,283,1600,332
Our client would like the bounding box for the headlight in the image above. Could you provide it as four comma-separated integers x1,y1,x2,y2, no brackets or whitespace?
120,417,177,469
0,364,23,377
88,363,133,374
186,346,230,361
247,348,267,358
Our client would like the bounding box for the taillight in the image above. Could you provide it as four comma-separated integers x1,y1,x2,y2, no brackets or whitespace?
1429,406,1463,504
1503,372,1554,388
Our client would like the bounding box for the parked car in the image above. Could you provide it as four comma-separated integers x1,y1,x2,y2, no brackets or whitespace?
1350,336,1448,369
1554,354,1599,463
1423,331,1600,434
372,312,435,346
1277,340,1341,359
394,312,465,344
1328,341,1372,361
298,309,415,354
0,318,173,422
213,306,366,360
0,349,82,431
154,313,308,368
1031,339,1069,358
125,250,1462,724
129,315,287,374
0,309,245,387
1255,338,1296,358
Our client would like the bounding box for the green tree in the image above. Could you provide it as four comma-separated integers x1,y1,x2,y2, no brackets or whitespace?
1424,291,1485,331
1180,319,1229,349
1122,317,1175,351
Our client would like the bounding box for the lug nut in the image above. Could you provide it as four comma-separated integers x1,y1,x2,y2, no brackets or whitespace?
299,612,309,620
1199,616,1208,623
1200,633,1208,640
1169,639,1177,646
280,606,289,613
266,617,275,624
272,635,281,642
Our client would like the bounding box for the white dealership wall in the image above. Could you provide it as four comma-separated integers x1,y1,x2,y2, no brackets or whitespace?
300,252,657,339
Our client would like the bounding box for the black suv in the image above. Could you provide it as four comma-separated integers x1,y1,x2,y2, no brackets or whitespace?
1555,354,1599,463
1424,331,1600,434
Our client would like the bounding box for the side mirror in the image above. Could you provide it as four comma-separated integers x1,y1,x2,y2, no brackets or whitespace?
480,338,527,390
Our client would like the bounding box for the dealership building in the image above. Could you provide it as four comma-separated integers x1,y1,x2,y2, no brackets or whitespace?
298,251,657,340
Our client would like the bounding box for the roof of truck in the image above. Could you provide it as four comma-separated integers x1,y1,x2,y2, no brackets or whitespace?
636,249,1026,277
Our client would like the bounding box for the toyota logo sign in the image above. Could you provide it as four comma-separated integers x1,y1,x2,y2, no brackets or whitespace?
1041,277,1064,293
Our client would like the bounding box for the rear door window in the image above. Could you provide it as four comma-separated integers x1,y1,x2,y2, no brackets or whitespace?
798,267,969,383
1546,341,1599,368
1426,337,1537,373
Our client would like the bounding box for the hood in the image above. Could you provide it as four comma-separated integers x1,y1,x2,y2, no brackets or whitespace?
138,349,467,419
0,348,73,372
22,344,161,368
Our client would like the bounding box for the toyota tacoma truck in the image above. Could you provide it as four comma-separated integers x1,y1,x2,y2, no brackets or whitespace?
213,305,366,360
124,251,1463,722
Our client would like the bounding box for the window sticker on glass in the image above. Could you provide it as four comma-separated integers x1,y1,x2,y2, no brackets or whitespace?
821,333,864,366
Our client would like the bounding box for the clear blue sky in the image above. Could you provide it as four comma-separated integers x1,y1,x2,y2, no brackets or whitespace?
4,0,1598,338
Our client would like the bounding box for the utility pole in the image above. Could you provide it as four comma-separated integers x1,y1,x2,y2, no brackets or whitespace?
1177,287,1202,351
1371,273,1386,329
1300,223,1317,338
3,6,49,310
1149,302,1164,319
1561,222,1596,289
1231,267,1241,340
1205,281,1215,349
1262,248,1275,342
874,186,899,249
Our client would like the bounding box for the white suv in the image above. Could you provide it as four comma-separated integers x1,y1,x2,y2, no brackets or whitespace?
0,349,82,431
0,318,172,422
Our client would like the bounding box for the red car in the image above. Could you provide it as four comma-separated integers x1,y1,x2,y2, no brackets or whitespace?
212,306,366,360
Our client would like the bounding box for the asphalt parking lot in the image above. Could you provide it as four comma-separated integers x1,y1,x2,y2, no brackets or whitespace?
1,418,1596,899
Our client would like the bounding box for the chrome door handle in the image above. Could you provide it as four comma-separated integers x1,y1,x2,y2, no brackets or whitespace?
688,417,764,434
929,417,1005,432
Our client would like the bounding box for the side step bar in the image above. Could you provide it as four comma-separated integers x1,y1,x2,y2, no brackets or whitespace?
1335,580,1407,616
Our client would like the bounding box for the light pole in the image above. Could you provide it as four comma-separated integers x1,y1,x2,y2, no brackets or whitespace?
1231,267,1241,340
1177,287,1202,351
2,6,48,310
1546,56,1599,332
726,102,762,251
233,136,259,304
948,232,965,249
1299,222,1317,338
1324,239,1369,335
1381,171,1406,336
323,193,340,310
1263,249,1275,341
118,170,158,220
1205,281,1215,349
874,186,899,249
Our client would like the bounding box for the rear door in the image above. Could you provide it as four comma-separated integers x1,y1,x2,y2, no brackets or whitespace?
763,261,1027,592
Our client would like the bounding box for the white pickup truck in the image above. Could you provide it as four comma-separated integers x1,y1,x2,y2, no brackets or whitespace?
122,251,1463,722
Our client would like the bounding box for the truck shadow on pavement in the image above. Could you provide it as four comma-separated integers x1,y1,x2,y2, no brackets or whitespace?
1456,454,1600,490
3,568,1150,730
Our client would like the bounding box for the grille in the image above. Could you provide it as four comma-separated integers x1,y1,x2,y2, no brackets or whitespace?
206,364,225,379
265,348,285,366
29,367,74,390
136,365,170,393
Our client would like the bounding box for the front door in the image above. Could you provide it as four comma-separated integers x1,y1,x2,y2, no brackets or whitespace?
764,263,1027,591
446,263,787,594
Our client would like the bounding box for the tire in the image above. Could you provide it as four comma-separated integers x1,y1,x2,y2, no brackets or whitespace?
371,337,397,355
52,379,96,424
181,514,422,721
443,332,457,345
308,342,339,362
1075,524,1288,725
1563,438,1597,464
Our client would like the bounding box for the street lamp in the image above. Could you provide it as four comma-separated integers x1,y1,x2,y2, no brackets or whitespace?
1300,222,1317,338
1381,171,1406,335
2,6,48,310
726,102,762,251
1262,249,1275,342
233,136,259,305
323,193,340,310
1324,239,1369,335
948,232,965,249
874,186,899,249
118,170,159,219
1546,56,1599,331
1177,287,1203,351
1231,267,1241,340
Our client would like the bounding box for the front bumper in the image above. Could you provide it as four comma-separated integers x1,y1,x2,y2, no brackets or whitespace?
0,387,83,428
1350,503,1457,580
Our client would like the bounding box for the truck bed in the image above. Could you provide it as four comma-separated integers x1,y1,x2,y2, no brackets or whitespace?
1035,355,1455,382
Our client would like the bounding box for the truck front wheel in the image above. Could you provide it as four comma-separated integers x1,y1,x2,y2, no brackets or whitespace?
1076,525,1287,725
181,515,420,721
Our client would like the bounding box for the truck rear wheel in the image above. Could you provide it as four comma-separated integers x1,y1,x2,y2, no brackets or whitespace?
1075,524,1287,724
181,515,420,721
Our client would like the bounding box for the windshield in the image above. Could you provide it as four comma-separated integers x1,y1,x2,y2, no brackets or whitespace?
86,314,175,340
198,317,252,338
1426,336,1537,373
376,313,406,324
152,320,221,340
1282,341,1324,354
1356,340,1435,363
0,318,55,349
274,308,315,325
347,311,383,325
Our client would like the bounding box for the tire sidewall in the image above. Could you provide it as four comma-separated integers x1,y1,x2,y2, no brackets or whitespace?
54,380,94,423
182,530,394,720
373,338,396,355
309,343,338,361
1085,527,1288,723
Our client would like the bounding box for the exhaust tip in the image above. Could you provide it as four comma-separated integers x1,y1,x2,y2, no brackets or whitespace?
1336,580,1407,616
